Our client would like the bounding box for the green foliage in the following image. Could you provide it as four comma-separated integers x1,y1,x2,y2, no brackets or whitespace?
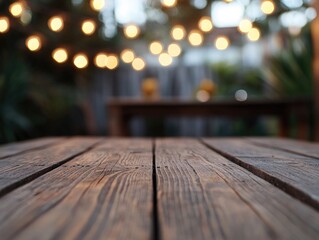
264,27,313,97
211,62,264,97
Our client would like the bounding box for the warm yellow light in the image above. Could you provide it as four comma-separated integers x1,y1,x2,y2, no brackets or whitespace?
82,20,96,35
159,53,173,67
149,41,163,55
26,35,42,52
261,0,275,15
90,0,105,11
9,2,24,17
106,55,119,70
94,53,108,68
48,16,64,32
171,25,186,41
168,43,181,57
238,19,252,33
121,49,135,63
52,48,68,63
215,36,229,50
247,27,260,41
124,24,140,39
132,57,146,71
73,54,89,69
0,17,9,33
224,0,233,2
161,0,177,8
188,30,203,46
198,17,213,32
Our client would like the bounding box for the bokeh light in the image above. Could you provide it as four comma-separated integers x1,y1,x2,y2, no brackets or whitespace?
171,25,186,41
0,17,10,33
132,57,146,71
73,53,89,69
168,43,182,57
25,35,42,52
161,0,177,8
188,30,203,46
247,27,260,41
9,2,24,18
82,20,96,35
121,49,135,63
198,16,213,32
52,48,68,63
124,24,140,39
48,16,64,32
106,55,119,70
215,36,229,50
261,0,275,15
94,53,108,68
159,53,173,67
90,0,105,11
149,41,163,55
238,19,252,33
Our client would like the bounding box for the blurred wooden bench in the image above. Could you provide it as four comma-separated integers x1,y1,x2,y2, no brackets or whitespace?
0,137,319,239
107,98,312,138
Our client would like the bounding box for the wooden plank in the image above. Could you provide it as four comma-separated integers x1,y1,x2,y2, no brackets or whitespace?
0,139,153,240
202,138,319,211
248,137,319,159
0,137,65,159
0,137,101,197
155,139,319,240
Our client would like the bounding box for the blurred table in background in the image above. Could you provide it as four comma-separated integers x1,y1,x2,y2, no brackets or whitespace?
107,98,312,138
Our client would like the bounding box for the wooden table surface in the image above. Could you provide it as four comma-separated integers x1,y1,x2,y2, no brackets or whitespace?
0,137,319,239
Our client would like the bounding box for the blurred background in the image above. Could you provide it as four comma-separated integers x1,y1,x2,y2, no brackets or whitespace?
0,0,317,143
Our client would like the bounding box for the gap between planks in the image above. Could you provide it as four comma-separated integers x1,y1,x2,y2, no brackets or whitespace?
201,138,319,212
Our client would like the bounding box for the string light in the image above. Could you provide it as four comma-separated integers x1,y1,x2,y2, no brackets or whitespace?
82,20,96,35
171,25,186,41
247,27,260,41
52,48,68,63
159,53,173,67
9,2,24,18
215,36,229,50
149,41,163,55
25,35,42,52
198,17,213,32
132,57,145,71
161,0,177,8
0,17,10,33
106,55,119,70
90,0,105,11
261,0,275,15
121,49,135,63
188,30,203,46
73,53,89,69
94,53,108,68
124,24,140,39
48,16,64,32
168,43,181,57
238,19,252,33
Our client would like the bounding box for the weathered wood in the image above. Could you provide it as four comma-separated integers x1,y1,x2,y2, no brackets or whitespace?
0,137,64,159
0,139,153,240
312,0,319,141
156,139,319,240
248,137,319,159
202,138,319,210
0,137,101,197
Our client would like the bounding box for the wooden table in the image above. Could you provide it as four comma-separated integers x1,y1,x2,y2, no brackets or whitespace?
0,137,319,239
107,98,312,138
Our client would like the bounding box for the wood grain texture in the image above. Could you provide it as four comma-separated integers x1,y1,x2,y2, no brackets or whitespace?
0,137,101,197
0,137,65,159
155,139,319,240
248,137,319,159
202,138,319,211
0,139,153,240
